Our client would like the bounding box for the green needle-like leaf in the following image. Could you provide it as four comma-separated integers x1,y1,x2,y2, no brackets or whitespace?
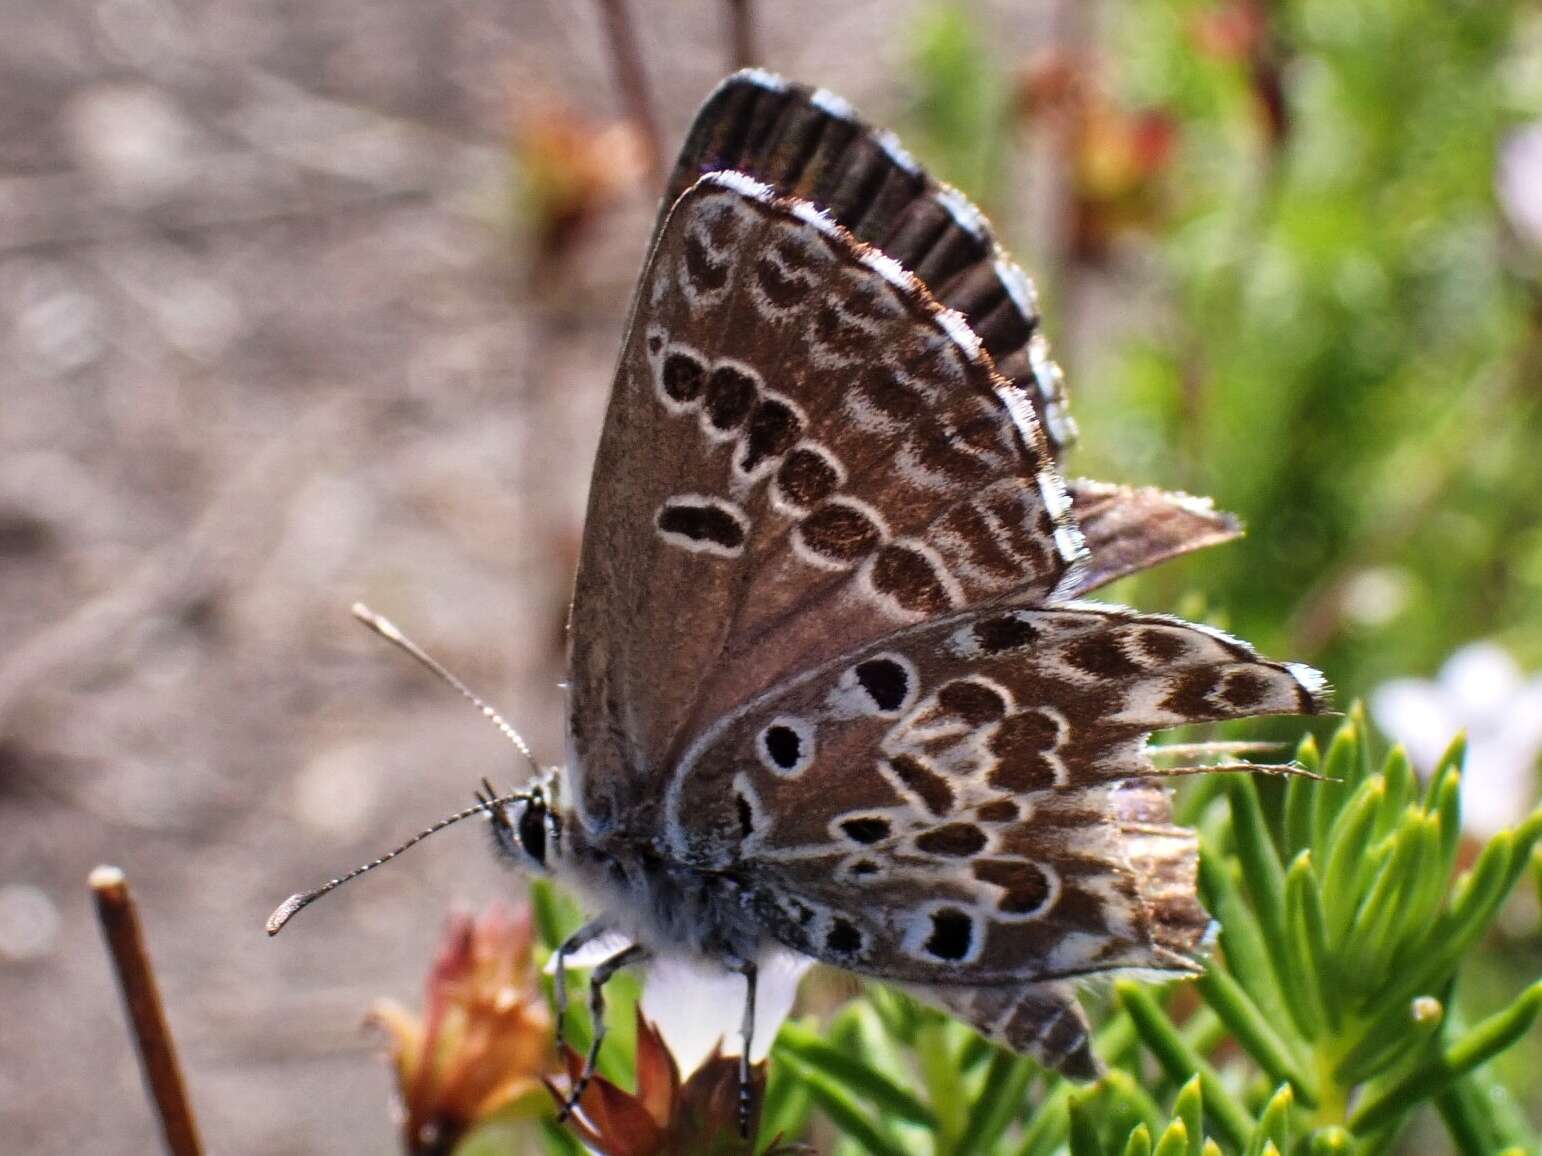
1225,776,1289,955
1376,746,1416,839
956,1049,1035,1153
1197,845,1292,1032
774,1023,937,1129
1314,723,1362,849
917,1019,967,1148
1123,1123,1154,1156
1433,1073,1509,1156
1388,831,1515,1007
1349,704,1375,784
1430,769,1464,875
1424,733,1466,809
1306,1127,1353,1153
1247,1085,1293,1156
1334,995,1443,1087
1152,1119,1190,1156
1117,981,1255,1149
1342,817,1421,980
1393,813,1450,953
1173,1075,1203,1156
1284,734,1321,855
1283,850,1335,1032
1321,776,1386,937
757,1058,813,1155
776,1052,910,1156
1103,1069,1166,1141
1194,966,1314,1105
865,982,922,1045
1068,1087,1103,1156
1012,1080,1073,1156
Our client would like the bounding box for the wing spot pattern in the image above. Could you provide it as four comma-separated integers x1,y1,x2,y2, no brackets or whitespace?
914,822,988,857
655,495,749,557
918,906,976,961
794,498,885,567
885,753,954,817
838,815,891,844
854,656,912,713
935,678,1010,725
869,541,958,616
758,716,816,777
704,363,759,432
773,443,842,512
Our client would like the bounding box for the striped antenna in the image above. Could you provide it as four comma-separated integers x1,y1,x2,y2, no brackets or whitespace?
351,602,542,777
265,789,529,935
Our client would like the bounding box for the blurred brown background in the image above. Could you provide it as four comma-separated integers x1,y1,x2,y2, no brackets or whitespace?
0,2,1071,1153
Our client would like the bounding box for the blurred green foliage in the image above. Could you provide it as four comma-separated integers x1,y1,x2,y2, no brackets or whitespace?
904,0,1542,696
1096,1,1538,690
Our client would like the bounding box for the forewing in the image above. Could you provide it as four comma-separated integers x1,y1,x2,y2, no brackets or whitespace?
568,175,1085,834
665,603,1329,984
656,69,1076,456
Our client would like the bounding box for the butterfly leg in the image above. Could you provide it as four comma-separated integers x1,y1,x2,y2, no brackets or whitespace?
555,942,651,1125
727,955,758,1138
551,919,612,1054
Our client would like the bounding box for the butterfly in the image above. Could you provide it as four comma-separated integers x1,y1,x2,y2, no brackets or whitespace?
270,69,1329,1136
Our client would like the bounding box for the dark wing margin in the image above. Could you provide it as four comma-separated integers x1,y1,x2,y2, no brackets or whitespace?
657,68,1077,457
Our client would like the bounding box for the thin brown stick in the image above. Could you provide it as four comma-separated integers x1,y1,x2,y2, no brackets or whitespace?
593,0,662,179
726,0,757,71
90,866,204,1156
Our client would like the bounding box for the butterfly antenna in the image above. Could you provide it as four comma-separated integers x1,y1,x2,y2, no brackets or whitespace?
266,791,528,935
351,602,542,778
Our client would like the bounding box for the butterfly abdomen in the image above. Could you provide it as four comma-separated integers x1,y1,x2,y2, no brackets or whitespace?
557,821,767,962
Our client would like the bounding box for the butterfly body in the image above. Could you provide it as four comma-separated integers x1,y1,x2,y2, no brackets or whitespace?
510,68,1329,1101
503,773,770,964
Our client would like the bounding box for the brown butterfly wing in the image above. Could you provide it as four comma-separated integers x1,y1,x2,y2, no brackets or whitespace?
650,72,1240,599
657,70,1076,457
1065,480,1243,596
568,176,1085,835
662,604,1328,986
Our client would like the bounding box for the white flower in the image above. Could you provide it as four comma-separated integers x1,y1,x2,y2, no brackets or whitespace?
640,949,813,1077
549,938,812,1078
1498,121,1542,254
1371,641,1542,840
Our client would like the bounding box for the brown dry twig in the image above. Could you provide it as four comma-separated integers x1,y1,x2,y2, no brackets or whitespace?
592,0,663,180
91,865,204,1156
726,0,757,71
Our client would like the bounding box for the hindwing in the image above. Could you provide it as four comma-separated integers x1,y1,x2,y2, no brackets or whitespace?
663,604,1328,983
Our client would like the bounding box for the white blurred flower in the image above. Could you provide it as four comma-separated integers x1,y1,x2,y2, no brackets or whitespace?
640,949,812,1077
1498,121,1542,254
547,940,811,1078
1371,641,1542,840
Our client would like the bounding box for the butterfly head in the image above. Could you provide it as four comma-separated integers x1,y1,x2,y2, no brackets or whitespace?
487,770,564,873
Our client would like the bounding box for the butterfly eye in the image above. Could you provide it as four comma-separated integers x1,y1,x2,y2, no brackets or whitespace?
517,798,547,867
